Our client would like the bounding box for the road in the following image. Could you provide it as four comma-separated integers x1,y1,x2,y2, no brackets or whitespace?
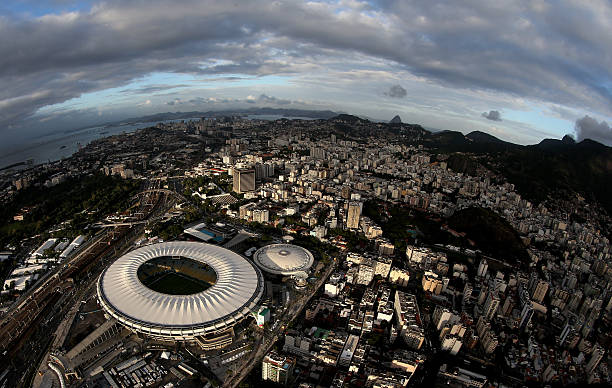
224,258,337,388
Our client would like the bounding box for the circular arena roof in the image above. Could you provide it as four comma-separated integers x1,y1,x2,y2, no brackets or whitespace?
97,242,263,339
253,244,314,276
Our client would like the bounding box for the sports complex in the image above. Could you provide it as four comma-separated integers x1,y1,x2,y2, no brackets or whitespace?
97,241,264,347
252,243,314,276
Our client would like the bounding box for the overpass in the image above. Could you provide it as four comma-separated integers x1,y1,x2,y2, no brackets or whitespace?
137,188,188,202
92,220,148,228
92,188,188,228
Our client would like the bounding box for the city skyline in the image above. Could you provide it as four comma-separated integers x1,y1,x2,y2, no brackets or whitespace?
1,0,612,149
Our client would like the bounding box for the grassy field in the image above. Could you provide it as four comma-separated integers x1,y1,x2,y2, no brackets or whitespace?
144,272,213,295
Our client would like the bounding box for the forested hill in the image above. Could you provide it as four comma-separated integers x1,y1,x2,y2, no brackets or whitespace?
421,131,612,218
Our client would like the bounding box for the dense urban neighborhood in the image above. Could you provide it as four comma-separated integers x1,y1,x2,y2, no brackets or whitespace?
0,115,610,388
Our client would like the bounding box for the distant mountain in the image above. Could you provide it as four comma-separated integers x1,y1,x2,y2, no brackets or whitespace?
576,138,609,150
466,130,508,144
562,134,576,144
536,136,604,152
331,114,369,124
114,108,339,125
326,113,428,142
237,107,338,119
421,130,520,153
390,115,402,124
427,130,467,146
537,138,566,149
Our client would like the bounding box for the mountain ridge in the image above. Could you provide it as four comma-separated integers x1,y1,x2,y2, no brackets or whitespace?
425,132,611,220
112,108,340,125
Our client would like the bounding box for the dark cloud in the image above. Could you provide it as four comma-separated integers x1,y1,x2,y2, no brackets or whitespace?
123,84,190,95
188,97,208,104
482,110,502,121
574,115,612,145
385,84,407,98
1,0,612,133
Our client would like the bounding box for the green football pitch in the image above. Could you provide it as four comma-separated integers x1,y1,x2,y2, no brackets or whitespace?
144,272,213,295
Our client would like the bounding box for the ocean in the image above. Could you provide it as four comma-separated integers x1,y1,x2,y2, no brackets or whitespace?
1,115,316,170
0,119,198,170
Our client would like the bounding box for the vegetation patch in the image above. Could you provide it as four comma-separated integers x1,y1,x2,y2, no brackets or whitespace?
448,206,529,265
0,174,140,247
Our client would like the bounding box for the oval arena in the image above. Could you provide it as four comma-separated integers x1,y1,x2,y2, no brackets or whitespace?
97,241,264,345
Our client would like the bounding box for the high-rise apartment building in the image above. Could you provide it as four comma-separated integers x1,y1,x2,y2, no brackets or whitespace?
530,280,549,304
233,168,255,193
483,292,500,321
394,291,425,350
477,258,488,278
586,346,605,374
346,201,362,229
262,351,295,385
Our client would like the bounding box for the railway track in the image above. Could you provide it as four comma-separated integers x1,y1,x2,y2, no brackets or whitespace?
0,188,172,382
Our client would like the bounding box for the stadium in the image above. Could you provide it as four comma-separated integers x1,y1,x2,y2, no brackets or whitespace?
97,241,264,348
253,244,314,276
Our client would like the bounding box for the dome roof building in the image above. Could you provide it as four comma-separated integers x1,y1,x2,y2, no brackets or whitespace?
253,244,314,276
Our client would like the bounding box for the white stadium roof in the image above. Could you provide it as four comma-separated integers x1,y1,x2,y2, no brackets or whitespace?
97,241,263,339
253,244,314,276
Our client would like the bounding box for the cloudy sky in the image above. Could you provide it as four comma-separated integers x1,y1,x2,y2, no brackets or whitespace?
1,0,612,147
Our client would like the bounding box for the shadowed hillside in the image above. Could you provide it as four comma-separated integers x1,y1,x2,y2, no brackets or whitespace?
448,207,529,266
421,131,612,217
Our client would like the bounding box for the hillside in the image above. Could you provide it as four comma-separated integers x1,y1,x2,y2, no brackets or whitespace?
490,139,612,217
466,130,511,144
327,114,429,141
448,207,529,266
421,132,612,218
331,114,369,124
421,130,520,153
